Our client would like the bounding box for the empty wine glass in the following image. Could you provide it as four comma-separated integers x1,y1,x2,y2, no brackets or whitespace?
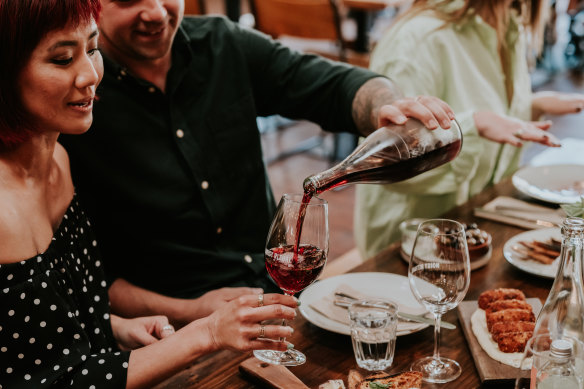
408,219,471,383
253,193,328,366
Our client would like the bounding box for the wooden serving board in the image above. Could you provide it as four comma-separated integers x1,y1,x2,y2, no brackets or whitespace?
456,297,542,383
239,357,310,388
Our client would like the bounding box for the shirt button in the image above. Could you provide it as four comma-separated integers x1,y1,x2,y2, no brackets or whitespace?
244,255,253,263
176,129,184,138
148,86,156,93
120,69,127,76
216,227,222,234
201,181,209,190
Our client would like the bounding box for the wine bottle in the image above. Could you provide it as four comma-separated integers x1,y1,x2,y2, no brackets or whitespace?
303,118,462,196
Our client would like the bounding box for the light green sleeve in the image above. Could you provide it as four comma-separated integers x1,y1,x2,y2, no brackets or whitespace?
370,24,482,197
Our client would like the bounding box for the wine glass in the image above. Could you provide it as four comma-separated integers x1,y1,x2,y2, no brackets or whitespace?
408,219,471,383
253,193,328,366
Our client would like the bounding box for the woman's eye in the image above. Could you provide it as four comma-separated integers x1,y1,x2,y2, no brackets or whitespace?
52,58,73,66
88,48,99,56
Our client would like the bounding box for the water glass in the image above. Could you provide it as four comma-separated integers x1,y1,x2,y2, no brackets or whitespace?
349,299,398,371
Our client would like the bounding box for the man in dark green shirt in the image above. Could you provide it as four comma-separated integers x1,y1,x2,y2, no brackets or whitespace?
61,0,454,327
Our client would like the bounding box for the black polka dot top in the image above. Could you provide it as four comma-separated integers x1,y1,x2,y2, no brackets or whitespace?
0,194,129,388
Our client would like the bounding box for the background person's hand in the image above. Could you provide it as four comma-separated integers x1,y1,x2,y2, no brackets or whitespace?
532,91,584,117
111,314,175,351
202,293,298,353
192,287,263,318
473,111,561,147
377,95,456,130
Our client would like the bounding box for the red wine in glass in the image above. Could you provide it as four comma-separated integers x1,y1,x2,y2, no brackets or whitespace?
254,193,328,366
266,244,326,294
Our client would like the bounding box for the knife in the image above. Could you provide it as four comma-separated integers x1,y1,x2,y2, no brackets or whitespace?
474,207,558,228
333,300,456,330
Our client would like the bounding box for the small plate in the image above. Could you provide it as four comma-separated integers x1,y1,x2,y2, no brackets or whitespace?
502,228,561,279
298,272,428,336
512,164,584,204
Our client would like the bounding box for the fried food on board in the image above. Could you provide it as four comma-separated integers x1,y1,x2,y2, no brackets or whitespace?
485,299,532,315
477,288,536,354
478,288,526,310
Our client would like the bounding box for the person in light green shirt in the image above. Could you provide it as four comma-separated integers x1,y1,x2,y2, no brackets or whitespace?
355,0,584,259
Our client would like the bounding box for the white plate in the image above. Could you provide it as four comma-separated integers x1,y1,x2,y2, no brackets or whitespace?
298,272,428,336
502,228,561,279
512,164,584,204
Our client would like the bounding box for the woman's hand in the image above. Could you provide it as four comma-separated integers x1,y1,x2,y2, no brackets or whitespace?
201,293,298,353
532,91,584,118
111,314,175,351
473,111,561,147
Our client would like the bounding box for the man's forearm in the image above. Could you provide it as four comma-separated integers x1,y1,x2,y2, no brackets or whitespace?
109,278,191,327
351,77,404,136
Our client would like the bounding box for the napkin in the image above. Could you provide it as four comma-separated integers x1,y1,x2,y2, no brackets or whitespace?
309,283,425,332
474,196,565,230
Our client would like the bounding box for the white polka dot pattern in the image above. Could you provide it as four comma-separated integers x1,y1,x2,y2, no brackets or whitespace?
0,195,129,387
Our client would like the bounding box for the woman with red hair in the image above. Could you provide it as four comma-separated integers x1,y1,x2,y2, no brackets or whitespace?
0,1,297,387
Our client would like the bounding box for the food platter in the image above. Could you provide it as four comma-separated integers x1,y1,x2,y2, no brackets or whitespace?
502,228,561,279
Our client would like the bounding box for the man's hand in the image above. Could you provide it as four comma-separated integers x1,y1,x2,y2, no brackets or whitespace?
191,287,264,318
111,314,175,351
352,77,455,136
377,95,455,130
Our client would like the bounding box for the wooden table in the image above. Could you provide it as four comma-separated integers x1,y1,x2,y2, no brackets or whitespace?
158,177,555,388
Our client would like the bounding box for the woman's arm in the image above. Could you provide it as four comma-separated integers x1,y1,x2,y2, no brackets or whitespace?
531,91,584,120
125,293,297,389
109,278,263,328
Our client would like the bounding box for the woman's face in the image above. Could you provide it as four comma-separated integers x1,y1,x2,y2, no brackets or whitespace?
18,19,103,135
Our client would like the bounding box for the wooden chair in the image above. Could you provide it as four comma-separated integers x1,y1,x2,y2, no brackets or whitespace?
184,0,206,15
250,0,368,67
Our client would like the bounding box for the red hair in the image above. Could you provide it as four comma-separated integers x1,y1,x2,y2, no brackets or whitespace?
0,0,101,150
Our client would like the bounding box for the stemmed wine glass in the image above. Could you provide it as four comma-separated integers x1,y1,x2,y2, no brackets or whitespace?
253,193,329,366
408,219,471,383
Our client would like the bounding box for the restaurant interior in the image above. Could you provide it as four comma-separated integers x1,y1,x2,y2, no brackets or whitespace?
145,0,584,388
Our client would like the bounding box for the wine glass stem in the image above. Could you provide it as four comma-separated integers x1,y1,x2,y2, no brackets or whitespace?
433,313,442,361
279,292,293,343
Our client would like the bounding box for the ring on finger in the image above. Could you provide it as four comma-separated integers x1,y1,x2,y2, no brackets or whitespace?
162,324,174,332
257,293,264,307
258,324,266,339
513,129,525,138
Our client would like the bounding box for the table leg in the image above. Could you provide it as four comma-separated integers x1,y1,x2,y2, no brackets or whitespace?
351,9,373,53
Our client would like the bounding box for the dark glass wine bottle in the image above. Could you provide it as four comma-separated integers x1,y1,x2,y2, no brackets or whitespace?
303,118,462,195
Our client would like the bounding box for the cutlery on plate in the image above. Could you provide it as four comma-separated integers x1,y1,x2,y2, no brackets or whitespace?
474,207,559,228
333,298,456,330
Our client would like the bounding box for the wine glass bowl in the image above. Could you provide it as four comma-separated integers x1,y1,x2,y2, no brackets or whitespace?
408,219,471,383
254,193,328,366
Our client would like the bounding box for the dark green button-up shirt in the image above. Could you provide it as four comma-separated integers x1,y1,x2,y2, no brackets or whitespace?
61,16,379,298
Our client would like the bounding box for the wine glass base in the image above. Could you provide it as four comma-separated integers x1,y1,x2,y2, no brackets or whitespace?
410,356,461,383
253,349,306,366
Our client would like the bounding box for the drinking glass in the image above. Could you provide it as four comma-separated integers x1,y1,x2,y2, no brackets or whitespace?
349,299,398,371
253,193,328,366
408,219,471,383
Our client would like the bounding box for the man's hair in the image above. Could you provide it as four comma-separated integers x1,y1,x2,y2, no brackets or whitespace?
0,0,101,149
